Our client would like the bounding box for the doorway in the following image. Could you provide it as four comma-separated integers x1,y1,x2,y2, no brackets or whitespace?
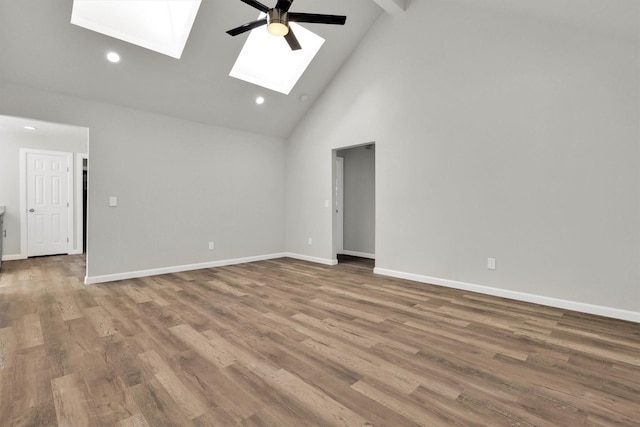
2,116,90,261
333,143,376,264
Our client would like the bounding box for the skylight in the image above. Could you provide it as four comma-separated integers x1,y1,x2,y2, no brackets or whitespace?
229,15,325,95
71,0,202,59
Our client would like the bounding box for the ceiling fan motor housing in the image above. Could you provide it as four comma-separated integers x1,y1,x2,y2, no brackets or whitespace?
267,8,290,35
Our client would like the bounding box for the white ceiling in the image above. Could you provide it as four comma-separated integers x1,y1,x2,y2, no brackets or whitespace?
0,115,87,139
0,0,383,138
1,0,637,138
449,0,639,40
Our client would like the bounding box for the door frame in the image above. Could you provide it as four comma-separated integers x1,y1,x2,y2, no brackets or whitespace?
74,153,88,255
19,148,74,258
332,142,376,262
335,156,344,254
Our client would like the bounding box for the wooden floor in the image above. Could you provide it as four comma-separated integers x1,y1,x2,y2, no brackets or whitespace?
0,255,639,426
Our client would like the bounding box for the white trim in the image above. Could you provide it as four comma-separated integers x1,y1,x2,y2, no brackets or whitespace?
374,267,640,323
339,250,375,259
19,150,27,259
85,253,287,285
75,153,88,255
335,156,344,255
20,148,73,258
2,254,27,261
284,252,338,266
65,152,73,256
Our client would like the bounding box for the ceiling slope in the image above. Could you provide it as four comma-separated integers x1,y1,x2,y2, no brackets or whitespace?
0,0,382,138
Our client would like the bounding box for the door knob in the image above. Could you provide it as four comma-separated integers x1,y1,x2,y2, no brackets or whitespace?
29,209,35,212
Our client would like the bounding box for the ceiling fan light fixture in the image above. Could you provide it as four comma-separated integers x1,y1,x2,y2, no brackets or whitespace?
267,9,289,36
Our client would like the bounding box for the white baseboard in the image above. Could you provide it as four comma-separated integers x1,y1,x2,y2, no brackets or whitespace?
339,250,375,259
374,267,640,323
85,253,287,285
2,250,80,260
68,249,83,255
284,253,338,266
1,254,27,261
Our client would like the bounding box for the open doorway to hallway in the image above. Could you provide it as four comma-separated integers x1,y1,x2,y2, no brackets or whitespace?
334,143,375,267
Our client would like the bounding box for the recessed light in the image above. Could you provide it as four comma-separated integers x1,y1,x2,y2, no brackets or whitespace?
24,126,37,130
256,96,265,105
106,51,121,63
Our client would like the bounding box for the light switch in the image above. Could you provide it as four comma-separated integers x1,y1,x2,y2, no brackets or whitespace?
109,196,118,207
324,200,329,208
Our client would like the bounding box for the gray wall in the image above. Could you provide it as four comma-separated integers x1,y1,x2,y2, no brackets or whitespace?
286,1,640,312
0,82,286,280
337,145,375,256
0,118,88,255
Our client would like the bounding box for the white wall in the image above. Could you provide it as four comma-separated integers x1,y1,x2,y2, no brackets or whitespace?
337,145,376,256
286,1,640,317
0,82,286,281
0,118,87,256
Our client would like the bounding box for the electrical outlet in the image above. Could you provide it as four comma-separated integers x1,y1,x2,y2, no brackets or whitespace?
488,257,496,270
307,237,313,246
208,241,215,250
109,196,117,207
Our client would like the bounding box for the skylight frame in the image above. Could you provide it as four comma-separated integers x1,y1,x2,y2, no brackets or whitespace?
229,14,325,95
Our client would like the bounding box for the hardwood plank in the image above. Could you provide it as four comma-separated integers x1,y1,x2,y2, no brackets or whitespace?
176,350,261,422
207,279,249,297
18,313,44,349
292,312,378,348
51,372,99,426
129,379,194,426
123,286,153,304
78,350,143,425
115,412,151,427
169,324,236,368
267,368,370,426
55,295,84,321
84,305,117,337
310,298,386,323
138,287,170,307
352,379,444,426
138,350,208,419
12,346,52,421
0,325,17,370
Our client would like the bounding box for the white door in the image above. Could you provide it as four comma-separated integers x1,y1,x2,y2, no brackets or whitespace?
27,152,70,256
336,156,344,254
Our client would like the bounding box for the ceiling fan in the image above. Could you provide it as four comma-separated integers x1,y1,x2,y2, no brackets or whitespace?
227,0,347,51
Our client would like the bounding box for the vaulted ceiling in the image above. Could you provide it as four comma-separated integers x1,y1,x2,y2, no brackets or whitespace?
1,1,637,138
0,0,384,138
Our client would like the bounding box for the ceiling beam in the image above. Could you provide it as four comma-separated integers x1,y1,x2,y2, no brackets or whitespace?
372,0,406,16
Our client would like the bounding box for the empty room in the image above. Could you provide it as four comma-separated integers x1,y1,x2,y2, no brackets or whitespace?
0,0,638,425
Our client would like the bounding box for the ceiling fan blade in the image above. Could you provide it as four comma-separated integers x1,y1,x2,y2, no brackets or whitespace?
284,29,302,50
226,18,268,36
239,0,269,13
275,0,294,12
288,13,346,25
